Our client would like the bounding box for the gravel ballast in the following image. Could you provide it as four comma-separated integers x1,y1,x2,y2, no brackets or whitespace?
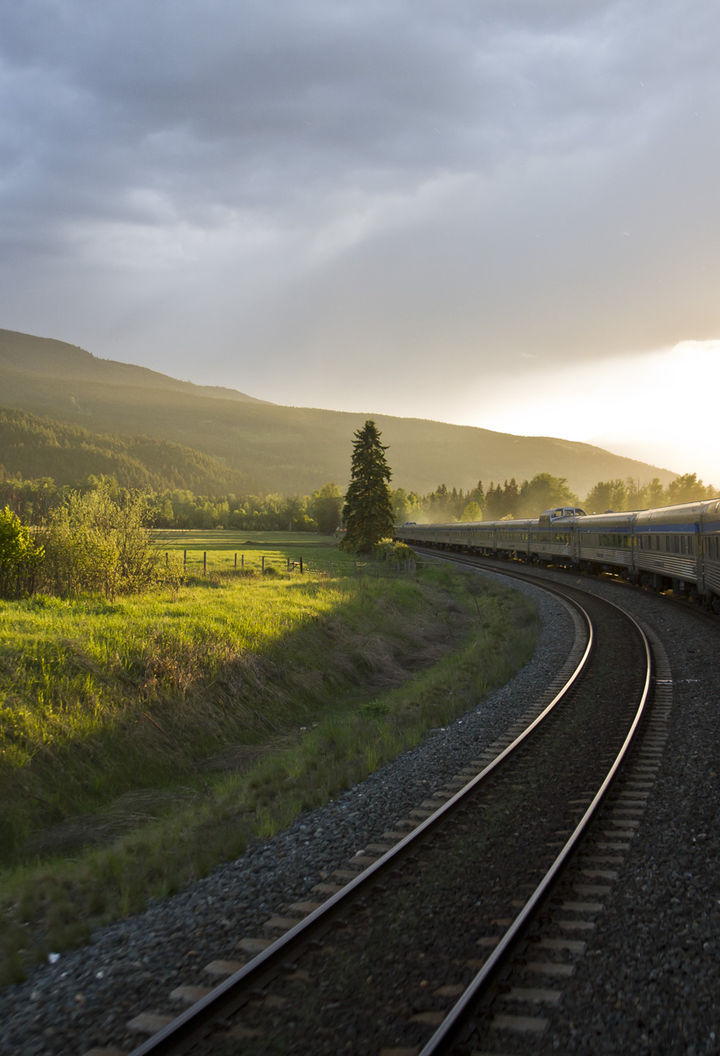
1,566,718,1055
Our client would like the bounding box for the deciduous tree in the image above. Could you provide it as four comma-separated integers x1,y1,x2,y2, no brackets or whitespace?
309,483,343,535
0,507,44,598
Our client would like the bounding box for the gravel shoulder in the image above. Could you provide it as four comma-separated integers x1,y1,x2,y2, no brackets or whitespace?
536,572,720,1056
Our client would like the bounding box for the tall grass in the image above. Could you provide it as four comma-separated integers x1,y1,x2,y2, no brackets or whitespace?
0,549,537,983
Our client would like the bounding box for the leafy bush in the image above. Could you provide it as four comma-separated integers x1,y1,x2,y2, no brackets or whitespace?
372,539,416,566
41,484,179,598
0,507,44,598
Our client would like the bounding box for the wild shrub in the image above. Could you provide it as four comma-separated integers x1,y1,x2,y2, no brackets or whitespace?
41,484,179,598
372,539,416,566
0,507,44,598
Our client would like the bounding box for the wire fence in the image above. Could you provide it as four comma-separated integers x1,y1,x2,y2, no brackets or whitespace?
166,550,417,578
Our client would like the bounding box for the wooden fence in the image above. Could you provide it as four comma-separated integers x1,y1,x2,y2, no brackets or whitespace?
164,551,415,578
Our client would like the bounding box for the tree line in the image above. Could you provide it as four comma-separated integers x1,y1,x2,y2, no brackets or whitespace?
0,476,344,533
393,471,718,522
0,470,717,537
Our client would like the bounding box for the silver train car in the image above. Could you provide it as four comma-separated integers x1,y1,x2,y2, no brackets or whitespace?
395,500,720,612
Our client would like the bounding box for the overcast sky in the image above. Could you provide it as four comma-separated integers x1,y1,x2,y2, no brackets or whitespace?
2,1,719,482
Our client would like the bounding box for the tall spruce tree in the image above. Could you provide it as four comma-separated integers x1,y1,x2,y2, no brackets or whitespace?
341,420,395,552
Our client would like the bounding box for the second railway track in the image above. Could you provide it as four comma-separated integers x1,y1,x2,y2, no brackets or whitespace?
122,561,655,1056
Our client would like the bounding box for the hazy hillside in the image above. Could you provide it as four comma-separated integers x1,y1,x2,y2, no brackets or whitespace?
0,329,677,495
0,329,268,406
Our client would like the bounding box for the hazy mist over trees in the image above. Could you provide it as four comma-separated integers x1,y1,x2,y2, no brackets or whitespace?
1,471,716,535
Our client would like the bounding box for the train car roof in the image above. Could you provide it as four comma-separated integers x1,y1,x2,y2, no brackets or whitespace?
634,499,715,527
573,510,637,529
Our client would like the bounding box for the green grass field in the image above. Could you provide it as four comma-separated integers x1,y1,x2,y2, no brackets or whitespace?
150,528,361,575
0,535,538,983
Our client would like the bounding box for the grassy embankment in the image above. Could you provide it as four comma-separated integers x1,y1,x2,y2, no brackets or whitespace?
0,531,538,984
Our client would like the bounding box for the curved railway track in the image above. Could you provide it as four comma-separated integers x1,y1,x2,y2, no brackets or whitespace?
120,563,654,1056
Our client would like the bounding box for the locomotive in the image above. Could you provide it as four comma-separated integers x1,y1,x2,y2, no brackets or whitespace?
395,499,720,612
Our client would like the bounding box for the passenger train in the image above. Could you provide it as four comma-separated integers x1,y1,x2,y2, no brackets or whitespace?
395,500,720,613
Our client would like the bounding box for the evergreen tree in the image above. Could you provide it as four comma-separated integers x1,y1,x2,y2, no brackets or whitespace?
341,420,395,552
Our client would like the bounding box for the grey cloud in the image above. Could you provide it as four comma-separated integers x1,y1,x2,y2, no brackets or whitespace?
1,2,647,210
1,0,719,402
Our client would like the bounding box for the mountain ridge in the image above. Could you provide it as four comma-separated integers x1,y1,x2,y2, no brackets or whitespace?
0,328,678,496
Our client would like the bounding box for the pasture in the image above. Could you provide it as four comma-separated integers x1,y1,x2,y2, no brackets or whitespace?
150,528,353,576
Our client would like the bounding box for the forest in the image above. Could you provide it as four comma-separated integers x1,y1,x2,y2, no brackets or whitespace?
1,469,717,535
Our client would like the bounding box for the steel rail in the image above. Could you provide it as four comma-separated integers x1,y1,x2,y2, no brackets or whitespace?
417,584,654,1055
128,589,594,1055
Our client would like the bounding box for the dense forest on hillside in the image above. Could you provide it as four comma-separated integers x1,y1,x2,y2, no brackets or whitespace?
0,409,251,494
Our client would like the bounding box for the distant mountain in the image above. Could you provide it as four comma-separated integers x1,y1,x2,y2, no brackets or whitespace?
0,328,268,406
0,329,677,496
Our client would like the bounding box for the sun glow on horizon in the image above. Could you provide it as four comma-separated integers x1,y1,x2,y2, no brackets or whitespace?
464,340,720,486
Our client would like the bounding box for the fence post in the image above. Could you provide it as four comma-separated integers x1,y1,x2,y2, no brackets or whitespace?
241,554,244,570
262,555,265,573
234,553,237,570
300,556,304,574
329,560,332,577
183,549,187,569
203,551,207,575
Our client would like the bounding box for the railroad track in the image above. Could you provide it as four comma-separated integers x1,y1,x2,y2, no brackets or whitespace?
110,564,653,1055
